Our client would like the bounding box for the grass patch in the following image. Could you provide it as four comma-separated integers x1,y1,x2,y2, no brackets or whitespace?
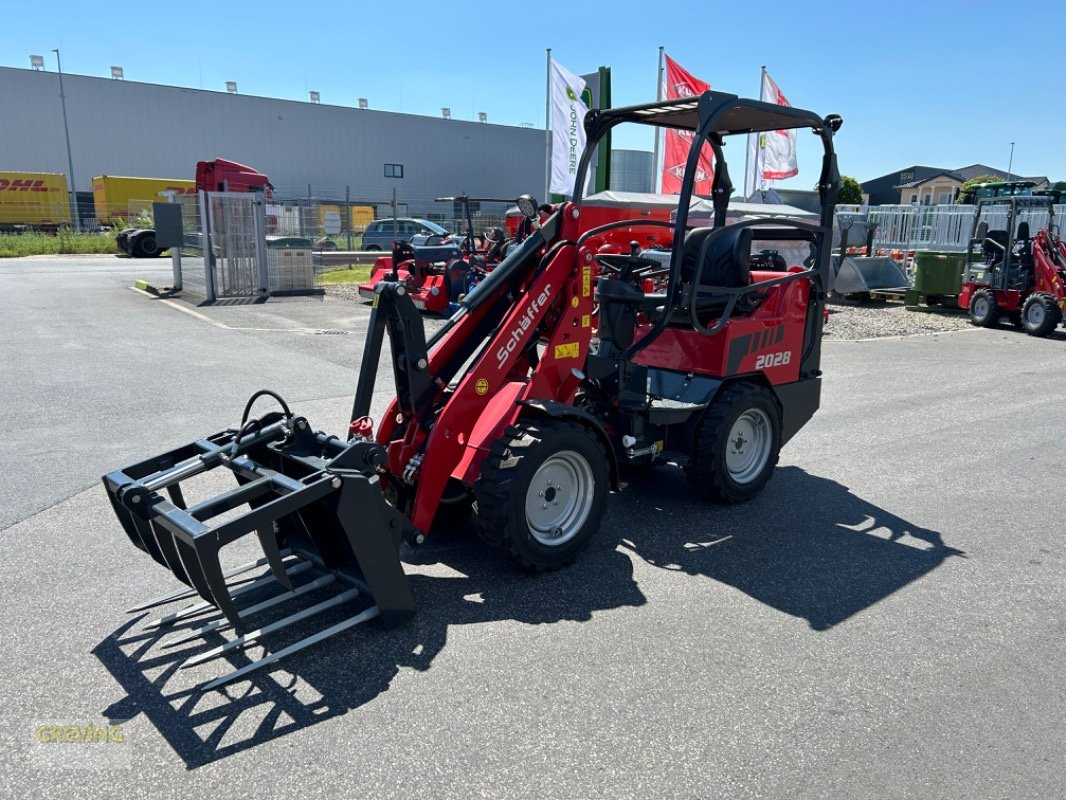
316,265,373,284
0,230,119,258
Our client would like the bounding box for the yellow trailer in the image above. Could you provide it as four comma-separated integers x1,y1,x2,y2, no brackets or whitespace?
92,175,196,225
0,171,71,228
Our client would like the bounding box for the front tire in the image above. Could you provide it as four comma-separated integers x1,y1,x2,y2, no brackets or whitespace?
135,234,160,258
686,383,782,503
1021,292,1061,337
474,419,608,570
969,287,1000,327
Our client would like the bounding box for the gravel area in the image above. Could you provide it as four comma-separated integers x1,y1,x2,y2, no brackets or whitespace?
824,300,973,340
325,285,975,341
322,284,367,303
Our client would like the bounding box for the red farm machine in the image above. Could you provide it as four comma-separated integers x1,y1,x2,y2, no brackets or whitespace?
357,195,528,314
359,191,685,315
102,91,843,690
958,195,1066,335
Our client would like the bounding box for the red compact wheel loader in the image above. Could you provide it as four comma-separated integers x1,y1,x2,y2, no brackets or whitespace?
102,91,843,690
958,195,1066,336
357,195,519,314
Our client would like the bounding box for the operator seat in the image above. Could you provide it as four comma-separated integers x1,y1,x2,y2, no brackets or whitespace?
983,229,1009,265
1010,221,1034,289
676,226,754,322
679,226,753,287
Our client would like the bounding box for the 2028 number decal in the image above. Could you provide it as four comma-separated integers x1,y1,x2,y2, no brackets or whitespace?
754,351,792,369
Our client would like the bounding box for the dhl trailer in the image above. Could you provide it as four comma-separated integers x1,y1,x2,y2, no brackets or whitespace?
0,172,72,230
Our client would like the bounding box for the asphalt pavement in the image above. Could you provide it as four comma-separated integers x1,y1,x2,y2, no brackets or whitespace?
1,255,1063,799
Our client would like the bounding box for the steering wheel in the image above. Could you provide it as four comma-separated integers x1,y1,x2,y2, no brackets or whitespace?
594,244,671,283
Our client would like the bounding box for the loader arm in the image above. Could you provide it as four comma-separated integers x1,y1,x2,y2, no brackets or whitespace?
349,207,593,535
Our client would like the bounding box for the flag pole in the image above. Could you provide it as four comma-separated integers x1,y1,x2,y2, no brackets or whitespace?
544,48,552,202
754,65,767,198
652,46,664,194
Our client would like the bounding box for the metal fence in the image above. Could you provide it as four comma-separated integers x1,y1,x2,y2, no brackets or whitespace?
266,186,514,247
178,192,267,301
837,203,1066,252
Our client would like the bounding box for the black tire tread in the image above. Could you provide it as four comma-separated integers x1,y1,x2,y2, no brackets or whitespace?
474,419,606,570
685,382,782,504
1021,292,1061,337
969,287,1000,327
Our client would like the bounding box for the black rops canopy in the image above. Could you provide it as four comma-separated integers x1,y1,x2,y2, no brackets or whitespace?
582,91,831,141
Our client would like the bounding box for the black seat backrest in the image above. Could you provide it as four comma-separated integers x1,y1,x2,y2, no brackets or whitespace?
680,227,753,288
1014,221,1034,269
983,229,1009,262
681,226,753,288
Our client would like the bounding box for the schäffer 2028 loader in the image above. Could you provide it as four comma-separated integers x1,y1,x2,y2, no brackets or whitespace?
103,91,843,690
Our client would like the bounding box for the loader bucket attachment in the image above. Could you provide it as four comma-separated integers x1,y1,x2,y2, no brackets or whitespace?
102,410,414,691
832,256,910,294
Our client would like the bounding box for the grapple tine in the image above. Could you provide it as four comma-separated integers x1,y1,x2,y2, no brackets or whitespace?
198,605,381,693
143,560,313,629
172,537,216,609
256,525,293,591
179,587,361,668
165,574,336,646
165,483,187,509
125,549,293,613
190,539,249,635
149,520,191,585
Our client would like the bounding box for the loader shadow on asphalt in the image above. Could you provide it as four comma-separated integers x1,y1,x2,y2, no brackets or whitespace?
92,466,962,768
615,465,965,631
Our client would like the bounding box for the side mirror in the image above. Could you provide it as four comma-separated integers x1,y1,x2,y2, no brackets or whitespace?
824,114,843,132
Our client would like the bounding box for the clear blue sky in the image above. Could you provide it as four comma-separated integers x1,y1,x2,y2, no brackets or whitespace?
2,0,1063,187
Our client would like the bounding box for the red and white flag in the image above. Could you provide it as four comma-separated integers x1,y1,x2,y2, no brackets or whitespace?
745,69,799,197
660,54,713,196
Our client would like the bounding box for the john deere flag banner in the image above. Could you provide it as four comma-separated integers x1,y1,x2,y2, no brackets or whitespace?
661,54,713,195
549,58,590,197
745,69,799,197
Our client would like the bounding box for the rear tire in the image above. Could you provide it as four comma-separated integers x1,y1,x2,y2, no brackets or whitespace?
686,383,782,503
1021,292,1061,337
474,419,608,570
969,287,1000,327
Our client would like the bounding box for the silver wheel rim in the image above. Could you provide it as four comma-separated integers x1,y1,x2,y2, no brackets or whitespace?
1027,301,1045,326
524,451,595,546
973,296,989,319
725,408,772,485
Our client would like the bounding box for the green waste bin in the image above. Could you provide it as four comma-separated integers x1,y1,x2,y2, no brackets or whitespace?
912,251,967,305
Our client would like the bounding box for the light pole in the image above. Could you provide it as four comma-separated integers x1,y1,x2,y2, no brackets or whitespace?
1007,142,1015,180
52,48,80,230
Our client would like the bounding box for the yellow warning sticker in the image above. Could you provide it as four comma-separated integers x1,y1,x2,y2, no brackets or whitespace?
554,342,580,360
474,378,489,395
581,314,591,328
571,296,579,308
582,266,591,297
371,294,380,308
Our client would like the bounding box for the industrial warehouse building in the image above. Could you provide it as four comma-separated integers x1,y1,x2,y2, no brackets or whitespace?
0,65,556,222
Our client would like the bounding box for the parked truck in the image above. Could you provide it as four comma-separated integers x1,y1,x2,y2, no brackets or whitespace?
92,175,196,226
115,159,272,257
0,171,71,230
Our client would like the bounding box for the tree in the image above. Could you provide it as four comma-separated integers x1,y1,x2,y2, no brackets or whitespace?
838,175,864,205
814,174,863,204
